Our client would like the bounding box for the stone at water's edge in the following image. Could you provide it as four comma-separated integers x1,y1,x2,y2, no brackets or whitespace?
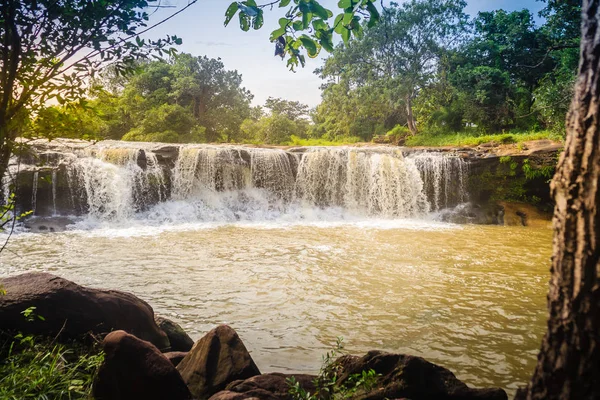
177,324,262,399
334,351,507,400
0,272,169,350
156,315,195,352
93,330,192,400
210,373,317,400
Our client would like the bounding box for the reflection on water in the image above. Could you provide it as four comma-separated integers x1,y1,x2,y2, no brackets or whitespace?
0,222,551,395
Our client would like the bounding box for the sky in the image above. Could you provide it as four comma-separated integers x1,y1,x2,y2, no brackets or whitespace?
140,0,546,108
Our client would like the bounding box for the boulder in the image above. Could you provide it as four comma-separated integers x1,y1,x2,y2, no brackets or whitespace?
0,273,169,350
93,330,191,400
156,316,194,352
333,351,507,400
164,351,189,367
209,373,317,400
177,325,261,399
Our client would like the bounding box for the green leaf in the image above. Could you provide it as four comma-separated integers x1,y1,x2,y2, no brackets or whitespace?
338,0,352,8
300,36,319,57
239,12,250,31
342,12,353,25
309,1,330,20
279,17,290,28
280,0,292,6
341,27,351,44
253,9,264,29
270,27,286,41
224,2,239,26
319,31,334,52
292,20,304,31
334,14,344,34
366,1,380,27
312,19,329,32
302,11,312,30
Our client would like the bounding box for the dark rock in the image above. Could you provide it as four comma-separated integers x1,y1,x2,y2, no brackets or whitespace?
437,202,504,225
333,351,507,400
177,324,261,399
164,351,188,367
93,330,191,400
217,373,317,400
156,316,194,352
209,389,280,400
0,273,169,350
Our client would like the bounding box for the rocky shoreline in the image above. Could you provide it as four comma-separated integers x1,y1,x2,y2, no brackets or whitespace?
0,273,508,400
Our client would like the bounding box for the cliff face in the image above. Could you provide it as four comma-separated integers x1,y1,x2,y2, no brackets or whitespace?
3,139,562,227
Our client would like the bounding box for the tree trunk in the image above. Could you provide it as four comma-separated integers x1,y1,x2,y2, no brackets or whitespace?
405,94,417,135
519,1,600,398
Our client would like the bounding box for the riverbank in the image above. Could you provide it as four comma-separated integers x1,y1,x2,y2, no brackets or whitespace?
0,273,509,400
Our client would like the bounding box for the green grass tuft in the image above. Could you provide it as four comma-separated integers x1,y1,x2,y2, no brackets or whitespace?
404,130,564,147
0,334,104,400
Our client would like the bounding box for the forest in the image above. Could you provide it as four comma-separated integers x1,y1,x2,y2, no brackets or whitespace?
26,0,579,146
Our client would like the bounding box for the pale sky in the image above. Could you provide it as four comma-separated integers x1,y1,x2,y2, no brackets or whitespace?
140,0,546,108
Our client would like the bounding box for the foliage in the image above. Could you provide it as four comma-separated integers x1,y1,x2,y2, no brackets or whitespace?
315,0,468,135
0,335,104,400
0,0,185,184
310,0,580,142
38,53,255,144
224,0,380,70
522,158,555,181
286,338,381,400
1,193,33,233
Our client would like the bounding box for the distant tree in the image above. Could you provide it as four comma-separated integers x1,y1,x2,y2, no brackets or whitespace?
316,0,469,135
264,97,309,121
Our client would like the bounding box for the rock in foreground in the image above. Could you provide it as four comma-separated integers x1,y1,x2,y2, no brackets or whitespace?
177,324,261,399
93,330,192,400
0,272,169,349
156,316,195,352
210,373,317,400
334,351,507,400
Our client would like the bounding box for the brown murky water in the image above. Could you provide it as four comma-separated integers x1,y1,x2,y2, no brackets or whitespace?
0,221,551,395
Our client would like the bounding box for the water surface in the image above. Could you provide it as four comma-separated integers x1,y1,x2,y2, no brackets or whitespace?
0,220,551,395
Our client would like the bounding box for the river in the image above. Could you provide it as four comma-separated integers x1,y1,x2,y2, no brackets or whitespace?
0,219,551,396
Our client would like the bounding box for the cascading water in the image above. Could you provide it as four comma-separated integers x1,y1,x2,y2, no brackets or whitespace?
6,140,472,227
410,153,469,211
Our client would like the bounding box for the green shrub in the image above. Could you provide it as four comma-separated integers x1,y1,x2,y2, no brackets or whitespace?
287,338,381,400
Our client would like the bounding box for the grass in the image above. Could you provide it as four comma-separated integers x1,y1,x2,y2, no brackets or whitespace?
404,130,564,147
0,334,104,400
286,135,362,146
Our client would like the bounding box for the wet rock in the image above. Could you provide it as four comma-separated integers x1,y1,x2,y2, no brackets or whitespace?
0,273,169,350
93,330,191,400
210,373,317,400
438,202,504,225
156,316,194,352
498,201,552,227
164,351,188,367
177,324,261,399
23,216,76,233
333,351,507,400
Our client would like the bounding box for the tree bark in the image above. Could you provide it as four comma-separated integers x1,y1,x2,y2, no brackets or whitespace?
405,93,417,135
519,1,600,398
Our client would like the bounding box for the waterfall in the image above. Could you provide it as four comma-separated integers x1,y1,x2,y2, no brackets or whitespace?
31,171,39,214
410,153,469,211
296,148,428,217
8,141,472,225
